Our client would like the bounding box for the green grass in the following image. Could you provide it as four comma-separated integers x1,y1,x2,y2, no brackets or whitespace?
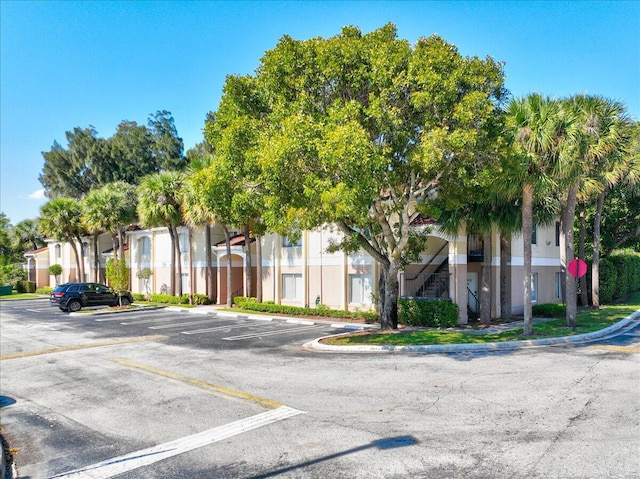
323,292,640,346
0,292,48,300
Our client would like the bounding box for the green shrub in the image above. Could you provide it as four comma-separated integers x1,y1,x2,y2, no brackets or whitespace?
132,293,146,301
36,286,53,294
398,299,459,328
233,296,257,307
599,257,617,304
532,303,565,318
234,300,378,322
15,280,36,293
598,251,640,304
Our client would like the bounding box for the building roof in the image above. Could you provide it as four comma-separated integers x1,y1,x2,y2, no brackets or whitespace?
215,234,255,247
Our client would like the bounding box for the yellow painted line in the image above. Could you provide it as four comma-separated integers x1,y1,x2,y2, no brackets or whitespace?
0,335,167,361
113,358,284,410
587,345,640,354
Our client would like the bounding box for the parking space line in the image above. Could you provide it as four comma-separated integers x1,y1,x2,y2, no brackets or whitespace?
112,358,285,409
223,324,325,341
0,335,167,361
47,406,305,479
148,318,222,330
180,322,254,335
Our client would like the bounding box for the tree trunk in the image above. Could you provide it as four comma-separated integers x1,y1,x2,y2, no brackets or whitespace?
256,234,263,303
224,225,233,308
480,230,492,324
167,227,176,296
592,190,605,308
74,235,86,281
558,216,567,302
380,261,400,330
500,234,512,320
118,228,125,261
243,224,252,298
174,226,183,298
578,202,589,307
564,181,579,328
205,224,215,303
92,233,99,283
522,183,533,336
69,238,83,283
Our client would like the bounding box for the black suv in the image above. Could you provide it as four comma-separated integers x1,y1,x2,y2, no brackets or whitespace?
50,282,134,312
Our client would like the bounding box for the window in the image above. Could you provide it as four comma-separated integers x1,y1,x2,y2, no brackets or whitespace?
349,274,373,305
178,233,189,266
82,242,90,257
178,233,189,253
282,235,302,247
555,222,560,247
282,274,303,300
55,244,61,258
140,237,151,256
555,272,562,299
531,273,538,302
531,224,537,245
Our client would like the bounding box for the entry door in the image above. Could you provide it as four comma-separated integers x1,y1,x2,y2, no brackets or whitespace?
467,272,479,314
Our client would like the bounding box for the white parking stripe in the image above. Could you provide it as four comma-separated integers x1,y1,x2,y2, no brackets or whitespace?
180,322,254,335
148,319,223,330
223,325,324,341
47,406,305,479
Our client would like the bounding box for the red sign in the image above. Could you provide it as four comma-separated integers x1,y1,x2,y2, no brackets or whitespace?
568,259,588,278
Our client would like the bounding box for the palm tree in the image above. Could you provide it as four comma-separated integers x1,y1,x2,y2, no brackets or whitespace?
182,162,235,307
181,153,216,303
39,198,87,281
82,181,138,281
559,95,637,320
10,219,45,255
137,171,185,297
567,100,636,309
507,95,564,335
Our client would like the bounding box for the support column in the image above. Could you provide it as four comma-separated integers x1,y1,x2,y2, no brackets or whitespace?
449,227,468,325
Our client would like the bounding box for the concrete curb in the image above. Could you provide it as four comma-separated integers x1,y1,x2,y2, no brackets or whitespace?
303,309,640,354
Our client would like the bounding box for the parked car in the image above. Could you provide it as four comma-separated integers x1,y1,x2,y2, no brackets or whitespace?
50,282,133,312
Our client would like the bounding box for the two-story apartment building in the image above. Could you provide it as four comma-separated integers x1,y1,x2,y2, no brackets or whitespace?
36,221,563,325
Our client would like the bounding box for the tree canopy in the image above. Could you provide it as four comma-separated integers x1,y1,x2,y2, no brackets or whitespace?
39,111,185,199
207,23,507,327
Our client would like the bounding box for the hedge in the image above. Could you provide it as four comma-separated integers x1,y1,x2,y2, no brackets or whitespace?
135,293,213,305
15,280,36,293
598,251,640,304
233,297,378,322
532,303,566,318
398,298,459,328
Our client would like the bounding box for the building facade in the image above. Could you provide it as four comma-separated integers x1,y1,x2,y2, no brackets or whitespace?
38,221,563,324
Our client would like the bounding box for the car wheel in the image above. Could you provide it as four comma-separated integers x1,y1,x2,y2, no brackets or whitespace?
68,300,82,312
120,297,131,306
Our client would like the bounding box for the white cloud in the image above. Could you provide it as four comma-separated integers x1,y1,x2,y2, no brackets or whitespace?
27,188,46,200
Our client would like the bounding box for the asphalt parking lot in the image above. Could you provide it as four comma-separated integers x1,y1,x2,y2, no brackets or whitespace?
1,299,639,479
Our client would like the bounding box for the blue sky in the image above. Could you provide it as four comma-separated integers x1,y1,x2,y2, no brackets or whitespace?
1,0,639,224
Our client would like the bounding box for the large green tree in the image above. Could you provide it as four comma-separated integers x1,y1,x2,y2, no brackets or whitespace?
205,75,268,300
182,161,236,307
225,24,506,329
39,127,108,199
40,112,184,199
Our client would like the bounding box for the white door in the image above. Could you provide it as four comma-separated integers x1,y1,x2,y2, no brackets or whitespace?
467,272,479,313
